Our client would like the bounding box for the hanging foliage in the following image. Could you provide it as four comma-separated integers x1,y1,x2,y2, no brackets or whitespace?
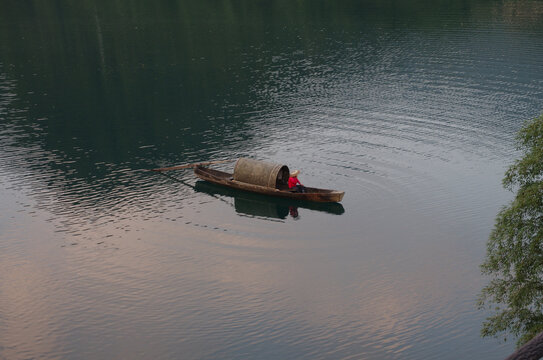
479,114,543,346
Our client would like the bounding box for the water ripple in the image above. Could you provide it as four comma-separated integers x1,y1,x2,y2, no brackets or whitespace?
2,4,542,359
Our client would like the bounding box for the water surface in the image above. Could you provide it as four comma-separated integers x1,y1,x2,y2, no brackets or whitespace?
1,1,543,359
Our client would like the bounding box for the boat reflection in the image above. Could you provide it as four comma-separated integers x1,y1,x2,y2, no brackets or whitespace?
194,181,345,220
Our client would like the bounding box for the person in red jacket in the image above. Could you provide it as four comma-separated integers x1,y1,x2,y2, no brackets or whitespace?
288,170,306,193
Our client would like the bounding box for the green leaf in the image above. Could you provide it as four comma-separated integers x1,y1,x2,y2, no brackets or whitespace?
479,114,543,347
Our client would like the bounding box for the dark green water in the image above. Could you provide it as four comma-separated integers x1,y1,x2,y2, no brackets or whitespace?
1,1,543,359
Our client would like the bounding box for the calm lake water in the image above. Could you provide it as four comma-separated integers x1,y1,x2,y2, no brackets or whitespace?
1,1,543,359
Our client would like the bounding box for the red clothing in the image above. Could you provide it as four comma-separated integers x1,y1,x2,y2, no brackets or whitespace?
288,176,302,188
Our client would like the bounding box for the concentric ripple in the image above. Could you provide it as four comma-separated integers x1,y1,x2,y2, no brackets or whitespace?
1,2,543,359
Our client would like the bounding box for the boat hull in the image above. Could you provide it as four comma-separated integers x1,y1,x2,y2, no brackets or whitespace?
194,166,344,203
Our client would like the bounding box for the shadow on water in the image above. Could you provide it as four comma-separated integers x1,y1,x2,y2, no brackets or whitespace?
194,180,345,220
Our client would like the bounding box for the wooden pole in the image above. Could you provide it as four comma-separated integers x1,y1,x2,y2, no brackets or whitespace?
150,159,235,172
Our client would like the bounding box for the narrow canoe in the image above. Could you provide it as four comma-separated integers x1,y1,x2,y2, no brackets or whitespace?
194,166,345,203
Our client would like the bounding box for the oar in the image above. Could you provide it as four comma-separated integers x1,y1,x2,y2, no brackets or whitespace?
150,159,235,172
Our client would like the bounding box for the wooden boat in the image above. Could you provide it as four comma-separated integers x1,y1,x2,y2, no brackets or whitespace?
152,157,345,203
194,165,345,203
